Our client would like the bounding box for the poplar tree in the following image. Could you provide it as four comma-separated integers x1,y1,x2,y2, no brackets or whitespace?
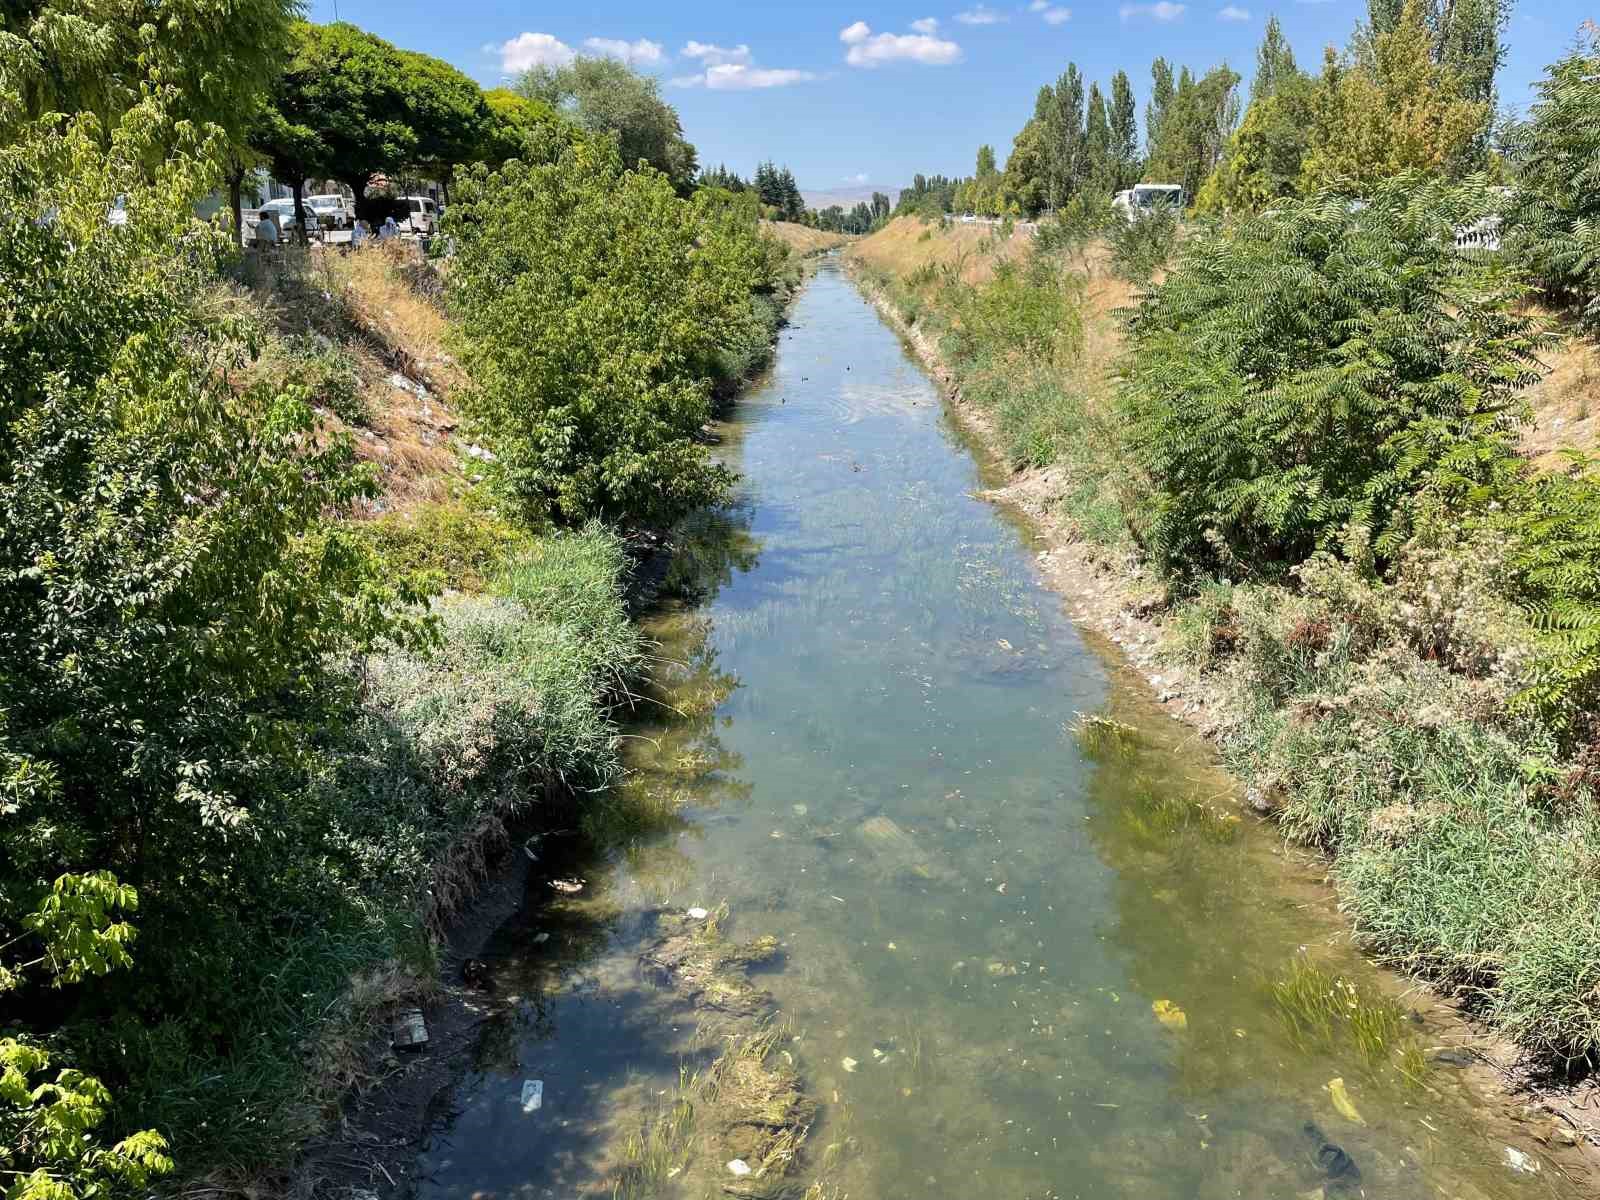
1109,70,1141,189
1146,58,1175,162
1085,83,1112,194
1251,15,1299,103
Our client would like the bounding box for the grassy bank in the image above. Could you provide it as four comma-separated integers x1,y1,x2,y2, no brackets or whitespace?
848,211,1600,1069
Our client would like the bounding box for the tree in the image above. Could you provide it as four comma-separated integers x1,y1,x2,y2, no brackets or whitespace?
1146,58,1176,161
1146,63,1241,197
446,128,768,525
1301,0,1488,191
1003,120,1048,215
398,48,492,201
517,56,698,191
480,88,558,163
263,22,418,222
976,144,998,176
1198,70,1317,212
1109,71,1141,190
1119,174,1542,578
1251,14,1299,104
1504,25,1600,326
1085,83,1112,194
0,0,299,233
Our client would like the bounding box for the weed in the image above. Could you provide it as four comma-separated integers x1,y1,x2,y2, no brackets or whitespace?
1071,713,1141,761
1268,955,1424,1082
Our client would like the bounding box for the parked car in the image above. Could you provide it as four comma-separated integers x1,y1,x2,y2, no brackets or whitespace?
399,195,439,235
255,197,321,236
1112,183,1184,220
306,193,352,230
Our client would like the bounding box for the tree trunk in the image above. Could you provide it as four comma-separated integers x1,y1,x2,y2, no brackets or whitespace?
227,167,244,248
349,178,369,224
292,179,308,245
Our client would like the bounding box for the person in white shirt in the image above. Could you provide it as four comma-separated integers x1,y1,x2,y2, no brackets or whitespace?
255,212,280,250
378,215,399,242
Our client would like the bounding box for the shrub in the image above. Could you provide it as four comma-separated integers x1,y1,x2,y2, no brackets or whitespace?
1117,174,1547,581
0,98,431,1172
1107,202,1180,284
357,495,533,592
445,128,768,527
941,256,1083,371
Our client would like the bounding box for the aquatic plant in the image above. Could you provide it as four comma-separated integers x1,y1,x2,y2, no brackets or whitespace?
1269,956,1426,1082
1071,713,1142,761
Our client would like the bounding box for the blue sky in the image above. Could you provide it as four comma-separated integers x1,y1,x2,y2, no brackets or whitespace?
304,0,1594,192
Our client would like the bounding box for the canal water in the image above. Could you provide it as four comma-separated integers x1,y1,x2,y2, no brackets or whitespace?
415,262,1574,1200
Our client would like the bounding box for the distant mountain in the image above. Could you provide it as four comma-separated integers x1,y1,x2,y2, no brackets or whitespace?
800,185,904,212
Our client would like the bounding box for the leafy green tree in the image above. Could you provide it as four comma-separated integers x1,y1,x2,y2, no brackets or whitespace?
1003,120,1048,215
1146,63,1241,198
517,56,698,191
1302,0,1489,190
1118,174,1544,579
398,47,492,199
1146,58,1176,161
1503,26,1600,326
1,0,299,235
445,128,767,525
1109,71,1141,190
263,22,418,220
1251,14,1299,104
1197,71,1316,212
1085,83,1112,193
479,88,558,163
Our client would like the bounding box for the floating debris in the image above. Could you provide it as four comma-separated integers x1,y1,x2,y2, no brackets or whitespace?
1326,1077,1364,1126
550,878,585,894
520,1079,543,1113
1504,1146,1541,1175
391,1008,428,1050
1152,999,1188,1031
842,1057,859,1073
727,1158,753,1177
687,907,709,920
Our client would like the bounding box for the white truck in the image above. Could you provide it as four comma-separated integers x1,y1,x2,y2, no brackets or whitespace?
1113,183,1184,220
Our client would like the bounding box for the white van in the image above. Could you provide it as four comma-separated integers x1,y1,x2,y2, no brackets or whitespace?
1113,183,1185,220
306,194,352,230
399,195,439,235
256,197,321,236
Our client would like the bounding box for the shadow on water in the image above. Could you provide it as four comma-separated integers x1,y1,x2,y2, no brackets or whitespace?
414,263,1579,1200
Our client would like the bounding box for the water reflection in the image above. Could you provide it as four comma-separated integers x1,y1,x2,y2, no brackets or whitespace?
415,264,1573,1200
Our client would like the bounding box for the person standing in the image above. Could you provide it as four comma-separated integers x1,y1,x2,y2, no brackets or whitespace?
351,218,370,249
378,215,399,242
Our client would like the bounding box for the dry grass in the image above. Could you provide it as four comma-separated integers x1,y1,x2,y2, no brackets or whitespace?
762,221,851,256
846,215,1032,286
240,243,474,515
1520,319,1600,468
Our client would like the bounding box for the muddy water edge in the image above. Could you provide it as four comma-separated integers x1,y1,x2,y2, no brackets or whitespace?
406,260,1591,1200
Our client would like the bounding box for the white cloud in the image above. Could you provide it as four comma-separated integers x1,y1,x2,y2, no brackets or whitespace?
705,63,815,88
682,40,752,66
910,16,940,33
845,172,870,184
496,32,575,73
839,22,963,67
955,5,1007,23
1034,3,1072,23
1119,1,1186,20
582,36,664,66
671,43,816,90
1218,4,1250,18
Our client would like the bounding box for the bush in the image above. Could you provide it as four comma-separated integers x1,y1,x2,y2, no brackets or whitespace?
941,256,1083,371
357,495,533,592
1117,174,1547,581
445,128,769,527
0,99,435,1175
1107,202,1180,284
